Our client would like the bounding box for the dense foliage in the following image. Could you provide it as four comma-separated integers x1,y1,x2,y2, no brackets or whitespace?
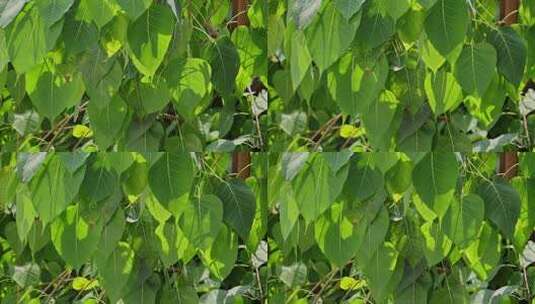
268,152,535,303
0,152,268,303
3,0,535,303
268,0,535,151
0,0,267,152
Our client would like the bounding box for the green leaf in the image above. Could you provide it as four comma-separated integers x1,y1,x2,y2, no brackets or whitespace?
126,4,174,77
327,53,356,115
36,0,74,25
521,241,535,268
0,0,28,28
57,152,89,173
385,158,412,194
361,243,399,303
27,220,50,254
419,34,446,71
87,95,128,150
512,177,535,250
61,14,98,55
465,74,506,127
379,0,411,21
424,0,469,57
464,222,501,280
321,151,353,173
344,159,384,201
292,155,348,223
329,53,389,118
279,262,307,288
99,242,134,303
6,8,63,73
79,164,118,202
179,195,224,250
116,0,152,20
4,222,24,256
79,48,123,109
15,186,37,243
232,26,266,91
352,56,389,115
306,5,361,72
424,67,463,116
287,0,321,29
12,263,40,288
166,58,212,118
51,204,104,269
412,152,458,219
280,111,307,136
488,27,527,86
30,156,85,225
477,178,521,239
72,125,93,138
420,220,452,266
442,194,485,247
94,208,125,263
148,152,194,205
145,192,172,223
155,220,180,267
72,277,99,291
398,7,426,44
340,277,365,291
200,225,238,280
361,90,400,150
0,29,8,70
214,179,257,241
355,12,395,50
289,30,311,91
208,37,240,97
430,286,470,304
454,43,497,97
335,0,365,20
356,206,390,265
396,281,429,304
124,118,165,151
279,183,299,239
135,79,170,114
76,0,118,28
25,64,85,120
340,125,362,139
314,202,361,266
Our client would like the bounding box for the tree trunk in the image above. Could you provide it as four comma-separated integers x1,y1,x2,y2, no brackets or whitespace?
499,0,519,180
500,0,520,25
230,0,252,179
232,152,251,179
231,0,249,29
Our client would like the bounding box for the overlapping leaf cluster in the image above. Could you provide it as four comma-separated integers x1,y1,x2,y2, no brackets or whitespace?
268,0,535,151
268,152,535,303
0,152,268,303
0,0,267,152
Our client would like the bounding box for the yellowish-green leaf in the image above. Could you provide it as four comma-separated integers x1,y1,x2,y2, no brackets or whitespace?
340,277,366,291
72,277,99,291
72,125,93,138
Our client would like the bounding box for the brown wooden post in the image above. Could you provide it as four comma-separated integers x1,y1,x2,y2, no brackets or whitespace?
499,0,519,180
230,0,251,180
499,152,519,180
500,0,520,25
232,152,251,179
231,0,249,29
